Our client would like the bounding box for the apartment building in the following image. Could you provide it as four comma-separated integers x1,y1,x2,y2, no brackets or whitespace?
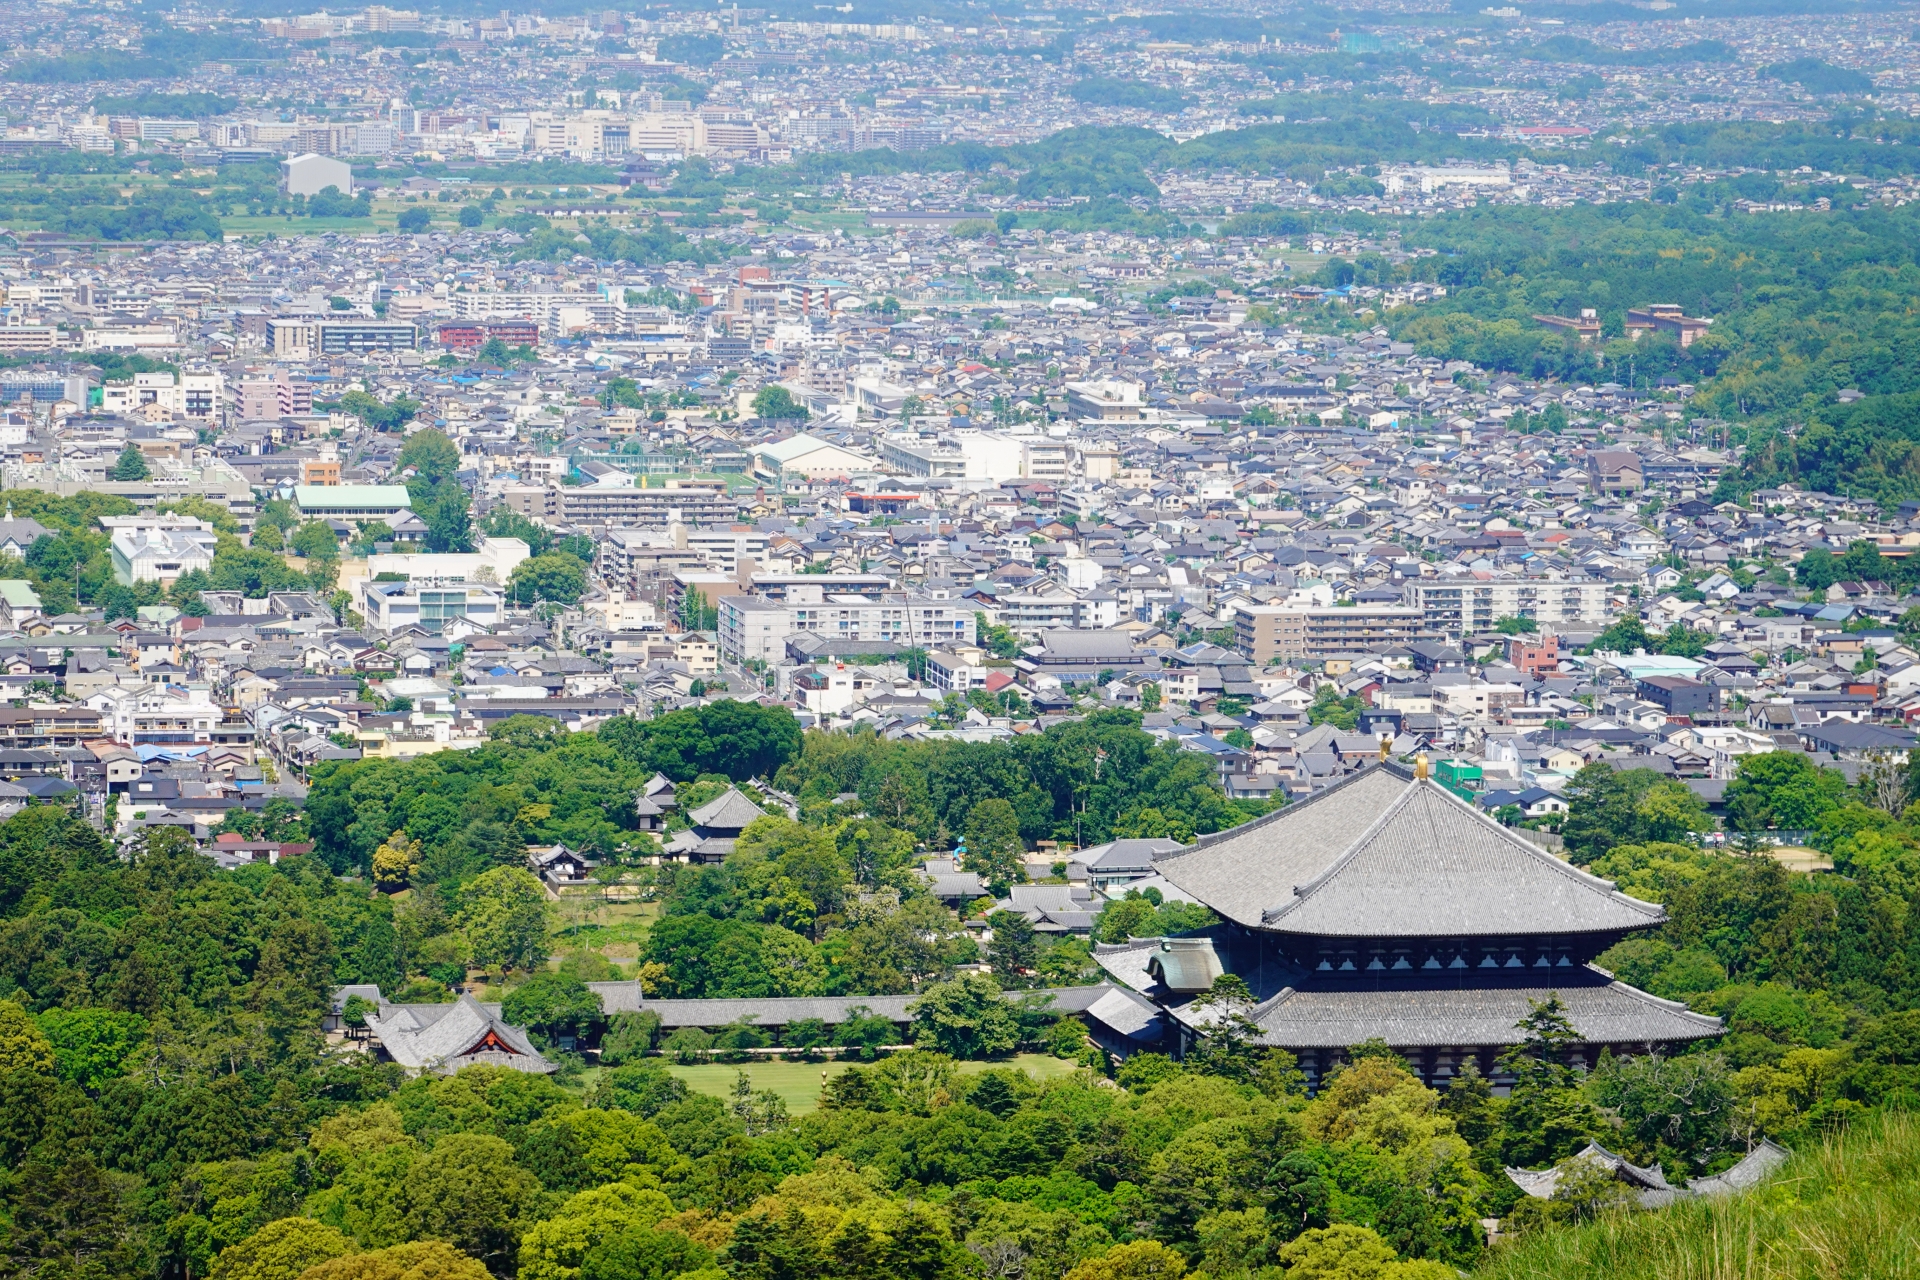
717,591,976,663
1235,605,1429,663
267,319,419,357
1063,379,1147,421
881,429,1068,482
98,370,223,420
1432,681,1529,722
1407,579,1609,637
87,684,222,746
0,705,104,746
436,319,542,352
237,373,313,419
925,647,993,693
503,480,737,527
597,527,712,599
993,589,1121,638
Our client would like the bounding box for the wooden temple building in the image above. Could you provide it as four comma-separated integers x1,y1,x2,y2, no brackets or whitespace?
1094,760,1723,1089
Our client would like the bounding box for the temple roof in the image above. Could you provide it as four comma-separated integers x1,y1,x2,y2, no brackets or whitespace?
689,786,766,833
1231,978,1722,1049
364,993,553,1074
1154,764,1666,938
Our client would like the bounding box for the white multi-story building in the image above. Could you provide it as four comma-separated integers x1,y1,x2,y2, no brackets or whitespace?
717,591,976,663
1432,681,1529,723
96,369,222,420
87,684,222,746
1408,578,1609,637
882,428,1069,483
991,588,1119,639
104,516,218,586
85,327,185,357
360,580,504,635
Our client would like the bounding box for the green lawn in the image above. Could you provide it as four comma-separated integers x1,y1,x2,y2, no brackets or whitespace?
555,899,657,960
663,1053,1080,1115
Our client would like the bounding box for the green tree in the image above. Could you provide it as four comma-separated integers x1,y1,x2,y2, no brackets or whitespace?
305,1242,493,1280
331,390,419,432
406,1132,542,1273
586,1061,686,1114
518,1183,675,1280
985,909,1038,987
210,1218,355,1280
598,1013,665,1067
456,867,552,971
961,798,1025,894
397,206,433,233
581,1226,710,1280
909,972,1022,1058
109,443,151,480
976,615,1022,659
1725,751,1850,832
398,429,461,486
599,702,802,783
0,999,56,1075
33,1007,147,1090
509,553,587,607
750,386,808,420
1559,762,1710,862
2,1149,145,1280
459,204,485,228
502,973,605,1043
1064,1240,1188,1280
677,586,718,632
1653,623,1707,658
1497,995,1604,1170
290,520,341,560
1181,974,1267,1083
1586,1050,1735,1166
1590,614,1651,654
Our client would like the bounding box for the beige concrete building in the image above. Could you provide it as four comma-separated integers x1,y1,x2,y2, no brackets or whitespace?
1235,605,1428,664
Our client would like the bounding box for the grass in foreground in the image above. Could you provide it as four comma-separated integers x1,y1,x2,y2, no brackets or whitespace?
1475,1112,1920,1280
665,1053,1080,1115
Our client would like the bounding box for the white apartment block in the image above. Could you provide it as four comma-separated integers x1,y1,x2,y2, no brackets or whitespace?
882,429,1069,482
684,527,770,574
1432,681,1529,722
717,593,976,663
992,589,1120,639
1408,578,1609,637
87,684,221,746
98,370,222,420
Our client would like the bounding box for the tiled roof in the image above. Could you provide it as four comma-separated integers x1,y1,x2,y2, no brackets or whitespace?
584,982,1158,1041
365,994,552,1073
1155,763,1664,937
1232,977,1721,1049
689,786,766,832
